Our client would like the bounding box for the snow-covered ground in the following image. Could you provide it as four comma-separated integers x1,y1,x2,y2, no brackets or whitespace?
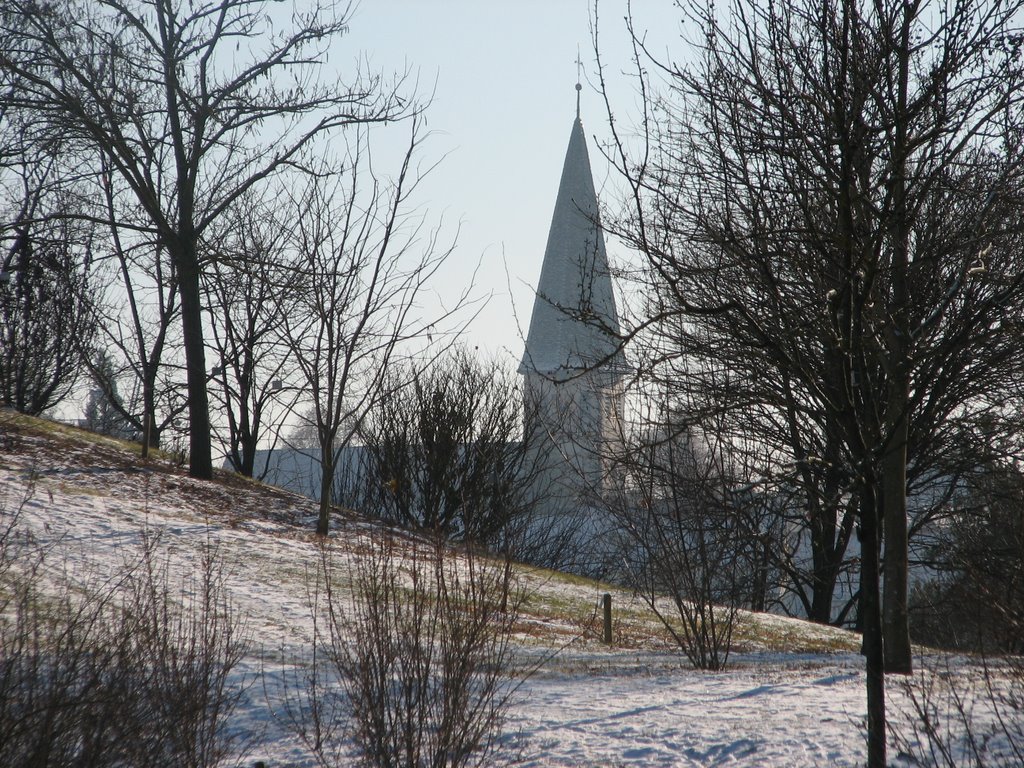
1,414,1019,767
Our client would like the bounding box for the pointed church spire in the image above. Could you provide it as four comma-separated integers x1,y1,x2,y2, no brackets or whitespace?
519,90,621,380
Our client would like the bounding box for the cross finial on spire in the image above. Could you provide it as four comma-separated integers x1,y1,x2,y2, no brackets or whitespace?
575,47,583,118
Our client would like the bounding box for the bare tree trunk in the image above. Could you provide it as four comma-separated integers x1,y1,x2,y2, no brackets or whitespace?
240,430,257,478
317,447,334,537
882,408,911,672
860,480,887,768
881,0,913,675
176,246,213,479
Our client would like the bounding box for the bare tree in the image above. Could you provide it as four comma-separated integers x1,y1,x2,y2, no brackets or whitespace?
277,127,464,536
204,190,300,478
599,1,1024,762
0,0,417,478
279,535,526,768
83,161,186,454
0,156,94,415
346,348,555,551
614,289,861,627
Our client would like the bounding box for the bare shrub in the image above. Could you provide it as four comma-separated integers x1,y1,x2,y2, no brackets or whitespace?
112,535,251,767
893,656,1024,767
340,348,568,567
0,494,249,768
609,423,740,671
0,550,118,765
626,504,740,672
894,464,1024,765
284,534,527,768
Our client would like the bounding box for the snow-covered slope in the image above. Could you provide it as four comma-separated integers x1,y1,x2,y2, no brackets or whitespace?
0,411,1012,766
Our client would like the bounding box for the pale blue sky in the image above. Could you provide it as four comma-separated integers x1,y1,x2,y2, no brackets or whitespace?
341,1,683,362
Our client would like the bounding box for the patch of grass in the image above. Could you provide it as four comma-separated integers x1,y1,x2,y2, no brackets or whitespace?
518,561,611,589
0,409,185,469
732,612,860,654
52,482,110,498
2,409,138,453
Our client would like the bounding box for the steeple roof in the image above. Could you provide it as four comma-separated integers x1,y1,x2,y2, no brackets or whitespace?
520,114,622,378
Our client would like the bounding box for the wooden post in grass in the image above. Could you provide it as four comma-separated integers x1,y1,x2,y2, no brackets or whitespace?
603,593,612,644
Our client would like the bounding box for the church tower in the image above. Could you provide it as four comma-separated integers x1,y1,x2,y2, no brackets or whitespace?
519,87,624,497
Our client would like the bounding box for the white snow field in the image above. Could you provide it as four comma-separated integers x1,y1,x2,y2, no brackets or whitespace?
1,412,1019,767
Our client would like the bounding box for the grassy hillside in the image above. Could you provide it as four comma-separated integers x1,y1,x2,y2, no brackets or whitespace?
0,407,860,658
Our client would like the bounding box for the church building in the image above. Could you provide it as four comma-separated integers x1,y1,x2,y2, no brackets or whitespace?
519,85,625,501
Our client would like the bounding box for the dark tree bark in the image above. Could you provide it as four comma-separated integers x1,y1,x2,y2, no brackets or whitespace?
859,476,887,768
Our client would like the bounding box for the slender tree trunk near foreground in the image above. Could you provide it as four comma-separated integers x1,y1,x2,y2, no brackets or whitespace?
880,0,914,676
176,248,213,479
861,482,886,768
882,409,912,673
141,386,156,458
317,448,335,536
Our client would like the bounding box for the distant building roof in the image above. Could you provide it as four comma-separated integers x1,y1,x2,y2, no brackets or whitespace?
520,114,622,379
